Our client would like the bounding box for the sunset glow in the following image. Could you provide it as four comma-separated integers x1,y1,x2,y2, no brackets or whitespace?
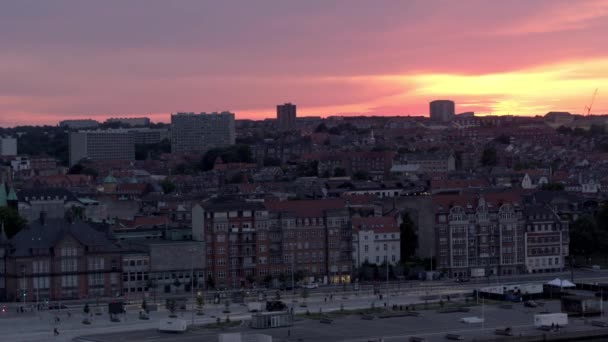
1,0,608,126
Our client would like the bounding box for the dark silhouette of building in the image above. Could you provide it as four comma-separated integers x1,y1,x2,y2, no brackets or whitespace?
430,100,455,123
277,103,297,131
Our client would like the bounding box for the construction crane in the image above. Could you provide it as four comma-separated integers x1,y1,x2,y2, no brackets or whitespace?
584,88,598,116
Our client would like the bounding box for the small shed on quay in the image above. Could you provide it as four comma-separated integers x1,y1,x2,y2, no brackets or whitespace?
250,311,293,329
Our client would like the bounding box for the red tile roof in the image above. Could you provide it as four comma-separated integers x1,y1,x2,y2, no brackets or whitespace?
431,178,489,190
432,191,523,211
352,216,399,234
265,198,346,217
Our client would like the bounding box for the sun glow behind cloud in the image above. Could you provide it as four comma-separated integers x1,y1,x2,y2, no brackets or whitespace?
333,58,608,117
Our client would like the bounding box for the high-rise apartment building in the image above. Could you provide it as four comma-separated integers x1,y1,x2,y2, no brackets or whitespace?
277,103,296,131
59,119,100,130
430,100,455,123
105,117,151,127
0,137,17,156
171,112,236,153
69,130,135,166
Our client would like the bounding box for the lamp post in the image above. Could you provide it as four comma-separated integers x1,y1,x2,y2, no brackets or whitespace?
188,247,198,325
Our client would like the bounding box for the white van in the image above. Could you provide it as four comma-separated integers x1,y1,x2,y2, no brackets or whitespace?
158,318,188,332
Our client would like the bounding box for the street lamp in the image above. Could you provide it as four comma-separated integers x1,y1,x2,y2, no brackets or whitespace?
188,246,199,325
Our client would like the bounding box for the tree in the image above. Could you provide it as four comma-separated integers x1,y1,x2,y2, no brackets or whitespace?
314,123,328,133
68,163,98,178
358,262,376,281
353,171,369,180
263,157,281,167
0,207,26,238
333,167,347,177
569,217,597,260
481,147,498,166
400,213,418,262
200,145,253,171
206,274,215,290
263,275,273,288
540,183,565,191
160,178,176,194
300,287,309,307
494,134,511,145
196,292,204,315
166,299,177,317
296,161,318,177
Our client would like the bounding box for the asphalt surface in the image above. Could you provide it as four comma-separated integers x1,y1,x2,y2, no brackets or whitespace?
75,300,604,342
3,269,608,342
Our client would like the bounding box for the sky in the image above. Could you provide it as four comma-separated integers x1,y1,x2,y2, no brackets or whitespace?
1,0,608,126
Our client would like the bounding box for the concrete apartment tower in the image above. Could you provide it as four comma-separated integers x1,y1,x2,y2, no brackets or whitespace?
277,103,297,131
430,100,455,123
171,112,236,153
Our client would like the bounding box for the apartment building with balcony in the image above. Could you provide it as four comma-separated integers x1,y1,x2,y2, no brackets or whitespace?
265,199,352,284
434,192,525,279
192,197,270,289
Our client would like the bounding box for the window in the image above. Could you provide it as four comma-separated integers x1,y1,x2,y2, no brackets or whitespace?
33,277,50,289
61,259,77,272
61,247,77,257
32,260,50,274
88,257,104,271
88,273,104,286
61,275,78,288
364,245,369,252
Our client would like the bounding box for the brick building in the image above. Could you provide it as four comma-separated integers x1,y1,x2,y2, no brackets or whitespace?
5,217,123,302
523,205,569,273
192,198,270,289
265,199,352,284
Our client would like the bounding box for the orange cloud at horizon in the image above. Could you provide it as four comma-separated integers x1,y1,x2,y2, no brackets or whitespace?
1,58,607,127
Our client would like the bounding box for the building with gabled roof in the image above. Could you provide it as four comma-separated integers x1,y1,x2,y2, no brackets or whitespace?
5,217,123,301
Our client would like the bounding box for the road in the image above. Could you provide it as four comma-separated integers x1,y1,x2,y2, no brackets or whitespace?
76,300,604,342
1,268,607,342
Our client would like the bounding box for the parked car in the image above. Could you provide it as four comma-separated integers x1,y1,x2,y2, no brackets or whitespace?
266,300,287,312
48,304,68,310
524,300,538,308
303,283,319,289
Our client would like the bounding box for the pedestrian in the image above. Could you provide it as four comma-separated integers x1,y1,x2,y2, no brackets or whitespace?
324,297,327,303
53,328,59,336
288,329,291,337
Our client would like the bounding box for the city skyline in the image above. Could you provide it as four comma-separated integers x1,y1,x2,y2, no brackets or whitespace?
1,0,608,126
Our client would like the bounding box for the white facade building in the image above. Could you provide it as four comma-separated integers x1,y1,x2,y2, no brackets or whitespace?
352,216,401,267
